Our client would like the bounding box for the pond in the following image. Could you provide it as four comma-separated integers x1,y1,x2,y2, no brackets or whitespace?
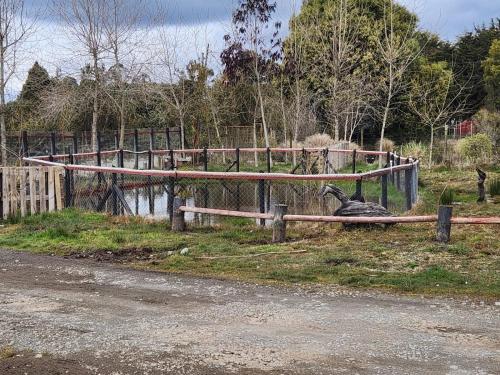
74,178,406,224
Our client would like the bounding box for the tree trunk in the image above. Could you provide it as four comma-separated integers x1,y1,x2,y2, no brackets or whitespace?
257,80,272,166
280,80,288,162
334,117,340,142
428,124,434,169
0,46,6,165
294,79,301,143
179,114,186,150
379,63,393,168
91,91,99,152
119,94,126,149
0,48,7,165
253,113,258,167
91,53,100,152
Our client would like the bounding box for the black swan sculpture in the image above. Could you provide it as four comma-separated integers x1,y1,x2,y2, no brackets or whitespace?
320,185,394,227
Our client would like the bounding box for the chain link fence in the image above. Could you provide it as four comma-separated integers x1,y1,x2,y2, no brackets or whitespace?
65,165,414,225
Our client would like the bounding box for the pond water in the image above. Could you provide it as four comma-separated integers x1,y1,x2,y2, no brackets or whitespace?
79,180,405,224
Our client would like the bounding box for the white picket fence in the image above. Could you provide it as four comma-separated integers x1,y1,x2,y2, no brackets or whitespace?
1,167,65,219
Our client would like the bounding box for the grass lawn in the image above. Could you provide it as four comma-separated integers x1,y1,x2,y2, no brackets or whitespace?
0,166,498,299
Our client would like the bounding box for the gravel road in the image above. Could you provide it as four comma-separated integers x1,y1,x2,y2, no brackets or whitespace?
0,249,498,374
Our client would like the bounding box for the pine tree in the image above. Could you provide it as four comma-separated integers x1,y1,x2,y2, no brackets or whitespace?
19,61,51,102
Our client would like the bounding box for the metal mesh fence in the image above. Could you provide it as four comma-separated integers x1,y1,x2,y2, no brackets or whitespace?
4,128,183,166
66,167,411,225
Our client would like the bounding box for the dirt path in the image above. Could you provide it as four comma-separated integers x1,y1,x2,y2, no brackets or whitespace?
0,249,498,374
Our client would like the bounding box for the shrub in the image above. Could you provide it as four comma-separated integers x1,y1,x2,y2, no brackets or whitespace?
376,138,395,152
455,133,494,165
402,141,429,165
439,187,455,205
489,178,500,197
474,109,500,149
303,133,334,148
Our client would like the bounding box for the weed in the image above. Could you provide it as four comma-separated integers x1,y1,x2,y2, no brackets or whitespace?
489,178,500,197
0,346,16,359
439,187,455,205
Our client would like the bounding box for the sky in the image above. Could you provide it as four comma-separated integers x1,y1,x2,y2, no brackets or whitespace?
7,0,499,100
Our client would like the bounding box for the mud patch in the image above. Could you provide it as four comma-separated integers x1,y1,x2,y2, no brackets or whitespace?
0,351,90,375
66,248,155,263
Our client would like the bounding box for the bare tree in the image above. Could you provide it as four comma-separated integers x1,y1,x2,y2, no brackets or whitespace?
55,0,108,151
296,0,373,145
152,23,192,150
39,75,89,131
103,0,148,148
0,0,36,164
282,2,317,145
376,0,422,166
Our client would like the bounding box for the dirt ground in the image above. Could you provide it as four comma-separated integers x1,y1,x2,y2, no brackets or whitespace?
0,249,498,374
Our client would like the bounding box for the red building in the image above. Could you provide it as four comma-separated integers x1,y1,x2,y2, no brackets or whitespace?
455,119,476,138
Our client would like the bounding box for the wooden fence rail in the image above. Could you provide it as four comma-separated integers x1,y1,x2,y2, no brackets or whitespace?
176,203,500,243
0,167,64,219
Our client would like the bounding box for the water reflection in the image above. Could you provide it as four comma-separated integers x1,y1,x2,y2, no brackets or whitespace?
100,181,405,222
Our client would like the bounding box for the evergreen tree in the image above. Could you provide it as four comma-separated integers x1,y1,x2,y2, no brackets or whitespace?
453,19,500,114
19,62,51,102
482,39,500,111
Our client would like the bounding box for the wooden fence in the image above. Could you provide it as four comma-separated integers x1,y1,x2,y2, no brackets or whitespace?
0,167,65,219
175,202,500,243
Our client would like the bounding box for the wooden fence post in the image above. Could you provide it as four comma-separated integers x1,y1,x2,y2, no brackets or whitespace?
72,132,78,156
390,152,395,184
133,129,139,169
235,148,240,172
148,128,154,169
96,131,102,166
172,197,186,232
169,149,175,170
266,147,271,173
119,149,124,168
272,204,288,243
65,167,72,208
405,162,413,211
203,147,208,171
50,132,57,156
436,205,453,243
381,172,388,209
259,171,265,226
111,173,118,215
396,155,401,191
166,127,171,150
21,131,29,158
352,149,357,174
168,177,175,221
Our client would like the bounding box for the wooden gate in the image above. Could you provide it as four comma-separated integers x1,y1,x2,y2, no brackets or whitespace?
1,167,65,219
